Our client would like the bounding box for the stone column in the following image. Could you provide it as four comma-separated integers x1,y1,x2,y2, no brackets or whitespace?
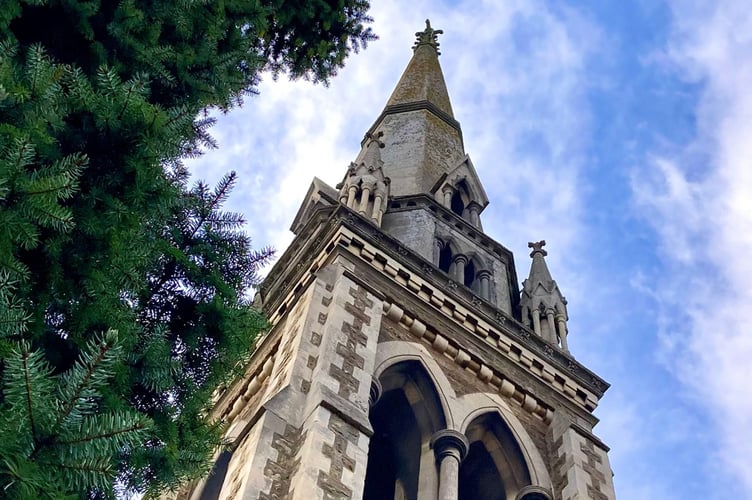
556,315,569,351
431,430,469,500
346,185,358,209
434,239,443,268
359,185,371,216
453,255,467,284
372,191,384,225
442,185,455,208
467,202,481,227
532,308,542,336
545,309,557,344
477,271,491,300
521,305,531,328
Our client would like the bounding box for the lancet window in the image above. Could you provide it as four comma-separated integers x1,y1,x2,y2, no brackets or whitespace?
435,239,493,301
459,413,532,500
438,175,485,229
363,361,445,500
364,362,552,500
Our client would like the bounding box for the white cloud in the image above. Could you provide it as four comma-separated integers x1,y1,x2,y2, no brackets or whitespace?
632,0,752,493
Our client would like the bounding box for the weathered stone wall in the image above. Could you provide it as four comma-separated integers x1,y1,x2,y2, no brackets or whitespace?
182,258,384,500
376,109,464,197
549,412,616,500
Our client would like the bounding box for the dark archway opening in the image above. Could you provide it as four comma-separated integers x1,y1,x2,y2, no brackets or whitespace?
439,243,453,273
198,450,232,500
459,442,505,500
464,259,476,288
363,389,420,500
451,190,465,216
363,362,446,500
459,413,533,500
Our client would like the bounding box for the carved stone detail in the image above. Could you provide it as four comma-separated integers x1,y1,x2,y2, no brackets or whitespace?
259,425,306,500
329,286,372,400
317,413,359,500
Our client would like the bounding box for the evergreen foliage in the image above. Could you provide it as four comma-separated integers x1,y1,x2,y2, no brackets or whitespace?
0,0,374,497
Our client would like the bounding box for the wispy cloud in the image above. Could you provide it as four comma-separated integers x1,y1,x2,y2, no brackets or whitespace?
632,0,752,494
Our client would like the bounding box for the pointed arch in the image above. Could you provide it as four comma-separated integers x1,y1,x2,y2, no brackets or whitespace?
373,341,456,428
457,397,552,490
460,412,531,500
365,346,454,500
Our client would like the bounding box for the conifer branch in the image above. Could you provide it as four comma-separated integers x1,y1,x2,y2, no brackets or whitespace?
52,332,117,433
21,347,39,444
56,421,147,447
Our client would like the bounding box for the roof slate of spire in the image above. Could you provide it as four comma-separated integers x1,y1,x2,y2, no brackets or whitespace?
385,20,455,118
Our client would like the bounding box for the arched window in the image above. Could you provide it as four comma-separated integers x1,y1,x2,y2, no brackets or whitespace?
439,241,453,273
451,189,465,216
459,413,532,500
464,259,476,288
363,361,446,500
195,450,232,500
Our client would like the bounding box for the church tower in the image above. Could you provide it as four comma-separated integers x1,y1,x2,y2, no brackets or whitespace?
178,20,616,500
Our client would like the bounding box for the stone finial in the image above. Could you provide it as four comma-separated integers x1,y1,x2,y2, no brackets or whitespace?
528,240,547,257
413,19,444,54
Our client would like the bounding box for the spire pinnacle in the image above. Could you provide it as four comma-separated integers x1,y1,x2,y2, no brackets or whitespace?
414,19,444,55
358,18,463,197
520,241,570,351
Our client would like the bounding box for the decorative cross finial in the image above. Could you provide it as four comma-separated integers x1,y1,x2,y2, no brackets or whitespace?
528,240,548,257
364,131,385,149
413,19,444,54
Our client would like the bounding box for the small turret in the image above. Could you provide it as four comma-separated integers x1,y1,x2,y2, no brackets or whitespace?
337,131,391,226
520,241,570,351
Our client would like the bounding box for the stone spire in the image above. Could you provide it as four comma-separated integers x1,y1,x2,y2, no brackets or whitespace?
386,19,454,118
520,241,570,351
361,19,465,197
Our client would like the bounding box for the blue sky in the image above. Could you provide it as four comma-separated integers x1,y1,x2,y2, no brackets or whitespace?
186,1,752,498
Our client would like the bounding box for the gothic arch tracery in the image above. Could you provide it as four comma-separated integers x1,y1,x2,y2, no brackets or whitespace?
370,343,554,500
364,359,447,500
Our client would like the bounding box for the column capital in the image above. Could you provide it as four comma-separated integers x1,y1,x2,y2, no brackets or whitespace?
430,429,469,462
453,254,469,265
515,485,553,500
466,200,483,212
441,184,456,194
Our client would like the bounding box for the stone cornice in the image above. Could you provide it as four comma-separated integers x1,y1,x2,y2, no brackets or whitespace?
364,100,465,149
259,206,609,407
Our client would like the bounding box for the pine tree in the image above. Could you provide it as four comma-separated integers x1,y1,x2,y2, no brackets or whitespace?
0,1,374,497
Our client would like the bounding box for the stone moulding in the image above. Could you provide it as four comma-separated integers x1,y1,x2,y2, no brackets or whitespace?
250,230,600,425
380,299,554,423
264,205,607,398
336,228,601,412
